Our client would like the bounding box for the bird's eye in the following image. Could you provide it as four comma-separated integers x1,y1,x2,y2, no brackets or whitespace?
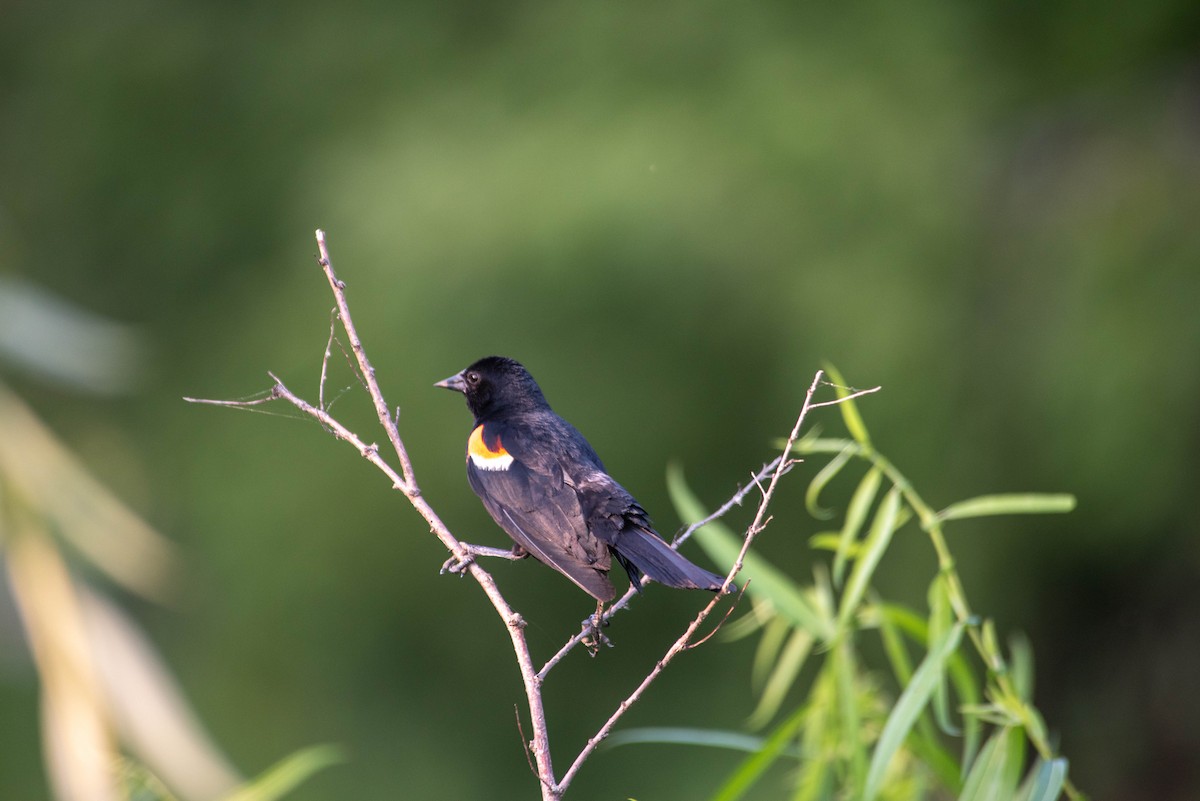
466,372,481,386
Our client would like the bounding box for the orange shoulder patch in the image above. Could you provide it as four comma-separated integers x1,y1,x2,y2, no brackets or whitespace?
468,424,513,470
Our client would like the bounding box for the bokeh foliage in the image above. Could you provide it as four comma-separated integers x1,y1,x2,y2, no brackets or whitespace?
652,379,1077,800
2,1,1198,799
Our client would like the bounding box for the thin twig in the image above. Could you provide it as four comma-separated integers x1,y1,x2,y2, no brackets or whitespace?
314,230,416,492
808,383,882,409
319,308,337,411
687,581,750,649
516,706,537,778
182,392,278,408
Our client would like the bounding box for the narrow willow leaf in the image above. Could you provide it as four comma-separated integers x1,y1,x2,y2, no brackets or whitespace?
806,444,855,520
669,466,834,640
792,668,836,801
1015,758,1068,801
786,436,864,456
812,564,837,626
722,598,772,643
220,745,342,801
949,650,984,774
1003,726,1028,794
981,620,1006,674
876,603,983,779
867,603,966,788
958,727,1021,801
909,737,966,796
709,704,808,801
748,628,814,730
870,603,964,788
962,703,1017,728
1010,633,1034,702
958,731,1005,801
833,642,867,791
862,621,964,801
833,467,881,587
606,727,801,757
936,494,1076,522
836,486,902,632
876,600,915,686
821,363,872,447
809,532,847,551
928,574,959,736
752,616,791,691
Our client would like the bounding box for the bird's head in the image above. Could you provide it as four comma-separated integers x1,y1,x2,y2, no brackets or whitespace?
435,356,550,420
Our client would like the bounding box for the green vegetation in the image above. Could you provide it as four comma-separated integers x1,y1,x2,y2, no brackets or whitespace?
610,370,1080,800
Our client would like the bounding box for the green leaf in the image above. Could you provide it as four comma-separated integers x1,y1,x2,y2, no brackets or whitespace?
821,362,872,447
876,602,983,788
981,619,1006,674
833,641,867,791
722,598,771,643
958,728,1021,801
220,745,343,801
832,467,881,586
669,465,833,640
708,705,808,801
751,615,791,690
936,494,1076,522
1015,758,1069,801
862,621,965,801
605,727,801,758
875,604,984,775
786,436,864,457
928,574,958,736
792,669,837,801
1010,633,1035,702
875,599,914,687
747,627,814,730
808,532,848,552
805,443,855,520
836,486,902,632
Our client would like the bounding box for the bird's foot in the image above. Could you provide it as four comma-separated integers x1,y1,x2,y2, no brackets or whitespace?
580,608,612,656
441,542,529,576
440,550,474,575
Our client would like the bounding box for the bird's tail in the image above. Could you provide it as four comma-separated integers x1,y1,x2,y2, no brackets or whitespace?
612,526,726,592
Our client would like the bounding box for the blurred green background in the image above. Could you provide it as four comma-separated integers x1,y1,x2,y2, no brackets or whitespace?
2,1,1198,799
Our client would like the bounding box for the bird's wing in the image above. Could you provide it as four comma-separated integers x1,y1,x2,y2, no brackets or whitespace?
467,422,614,601
580,475,726,592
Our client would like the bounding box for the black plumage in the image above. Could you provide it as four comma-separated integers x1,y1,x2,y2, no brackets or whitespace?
435,356,725,602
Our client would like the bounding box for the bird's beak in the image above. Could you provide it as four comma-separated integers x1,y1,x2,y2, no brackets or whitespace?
434,372,468,393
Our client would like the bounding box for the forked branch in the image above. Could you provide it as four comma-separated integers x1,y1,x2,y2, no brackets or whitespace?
185,229,880,800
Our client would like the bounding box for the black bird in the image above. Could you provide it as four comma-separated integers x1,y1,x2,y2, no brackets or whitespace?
435,356,725,607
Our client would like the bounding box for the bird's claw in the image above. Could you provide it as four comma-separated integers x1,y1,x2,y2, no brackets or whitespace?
440,552,473,575
581,612,612,655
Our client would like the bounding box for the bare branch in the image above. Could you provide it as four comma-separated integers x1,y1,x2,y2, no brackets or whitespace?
808,383,882,409
314,230,416,492
182,390,279,408
190,231,880,801
319,308,337,411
